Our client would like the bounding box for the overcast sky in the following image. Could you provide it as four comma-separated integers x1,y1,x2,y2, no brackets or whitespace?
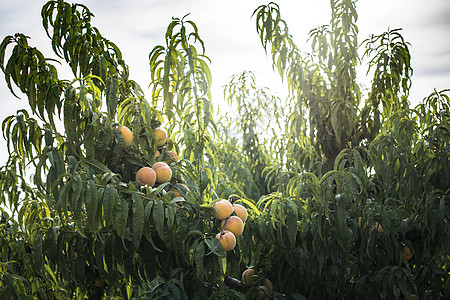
0,0,449,163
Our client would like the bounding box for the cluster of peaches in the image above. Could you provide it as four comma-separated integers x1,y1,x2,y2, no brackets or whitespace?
117,126,186,196
119,126,274,294
242,268,273,296
212,199,248,252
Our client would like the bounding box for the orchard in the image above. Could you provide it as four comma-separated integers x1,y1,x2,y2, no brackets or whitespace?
0,1,449,299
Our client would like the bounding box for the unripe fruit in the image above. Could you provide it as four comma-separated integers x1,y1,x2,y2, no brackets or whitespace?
171,183,188,197
154,165,172,183
221,216,244,237
118,126,133,147
136,167,156,187
242,268,257,286
212,199,234,220
233,204,248,222
403,245,414,260
155,129,167,147
215,230,236,251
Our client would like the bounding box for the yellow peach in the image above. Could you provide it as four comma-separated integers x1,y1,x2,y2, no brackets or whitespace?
171,183,188,197
154,165,172,183
118,126,133,147
136,167,156,187
155,129,167,147
221,216,244,237
212,199,233,220
242,268,257,286
233,204,248,222
216,230,236,251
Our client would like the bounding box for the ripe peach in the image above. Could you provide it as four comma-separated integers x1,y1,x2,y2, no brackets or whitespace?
152,161,169,171
155,129,167,147
256,279,273,296
118,126,133,147
155,150,160,158
264,279,273,294
166,150,179,163
171,183,188,197
212,199,233,220
215,230,236,251
358,217,383,236
347,227,353,237
154,165,172,183
221,216,244,237
402,245,414,260
136,167,156,187
369,222,384,236
233,204,248,222
242,268,257,286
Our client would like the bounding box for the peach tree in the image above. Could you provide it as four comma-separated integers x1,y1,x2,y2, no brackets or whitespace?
0,0,449,300
0,1,246,299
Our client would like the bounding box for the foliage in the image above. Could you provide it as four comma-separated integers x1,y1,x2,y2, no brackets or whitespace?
0,0,449,299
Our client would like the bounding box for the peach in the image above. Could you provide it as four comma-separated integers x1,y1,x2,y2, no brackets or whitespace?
152,161,169,171
242,268,257,286
154,165,172,183
233,204,248,222
369,222,384,236
402,245,414,260
256,279,273,296
212,199,233,220
118,126,133,147
263,279,273,294
155,129,167,147
221,216,244,237
171,183,188,197
167,150,179,163
215,230,236,251
136,167,156,187
347,227,353,237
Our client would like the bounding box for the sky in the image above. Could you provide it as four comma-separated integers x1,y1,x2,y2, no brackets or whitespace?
0,0,449,164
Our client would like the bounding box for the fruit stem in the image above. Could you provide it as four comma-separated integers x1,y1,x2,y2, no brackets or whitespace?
206,217,230,256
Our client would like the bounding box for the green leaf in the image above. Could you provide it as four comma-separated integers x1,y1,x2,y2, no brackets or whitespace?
291,292,307,300
132,192,144,249
106,77,119,119
86,179,98,231
103,184,117,226
165,204,176,232
71,174,83,218
33,231,44,272
153,199,165,241
94,237,106,276
286,212,297,247
194,241,205,279
45,226,58,262
115,195,129,239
